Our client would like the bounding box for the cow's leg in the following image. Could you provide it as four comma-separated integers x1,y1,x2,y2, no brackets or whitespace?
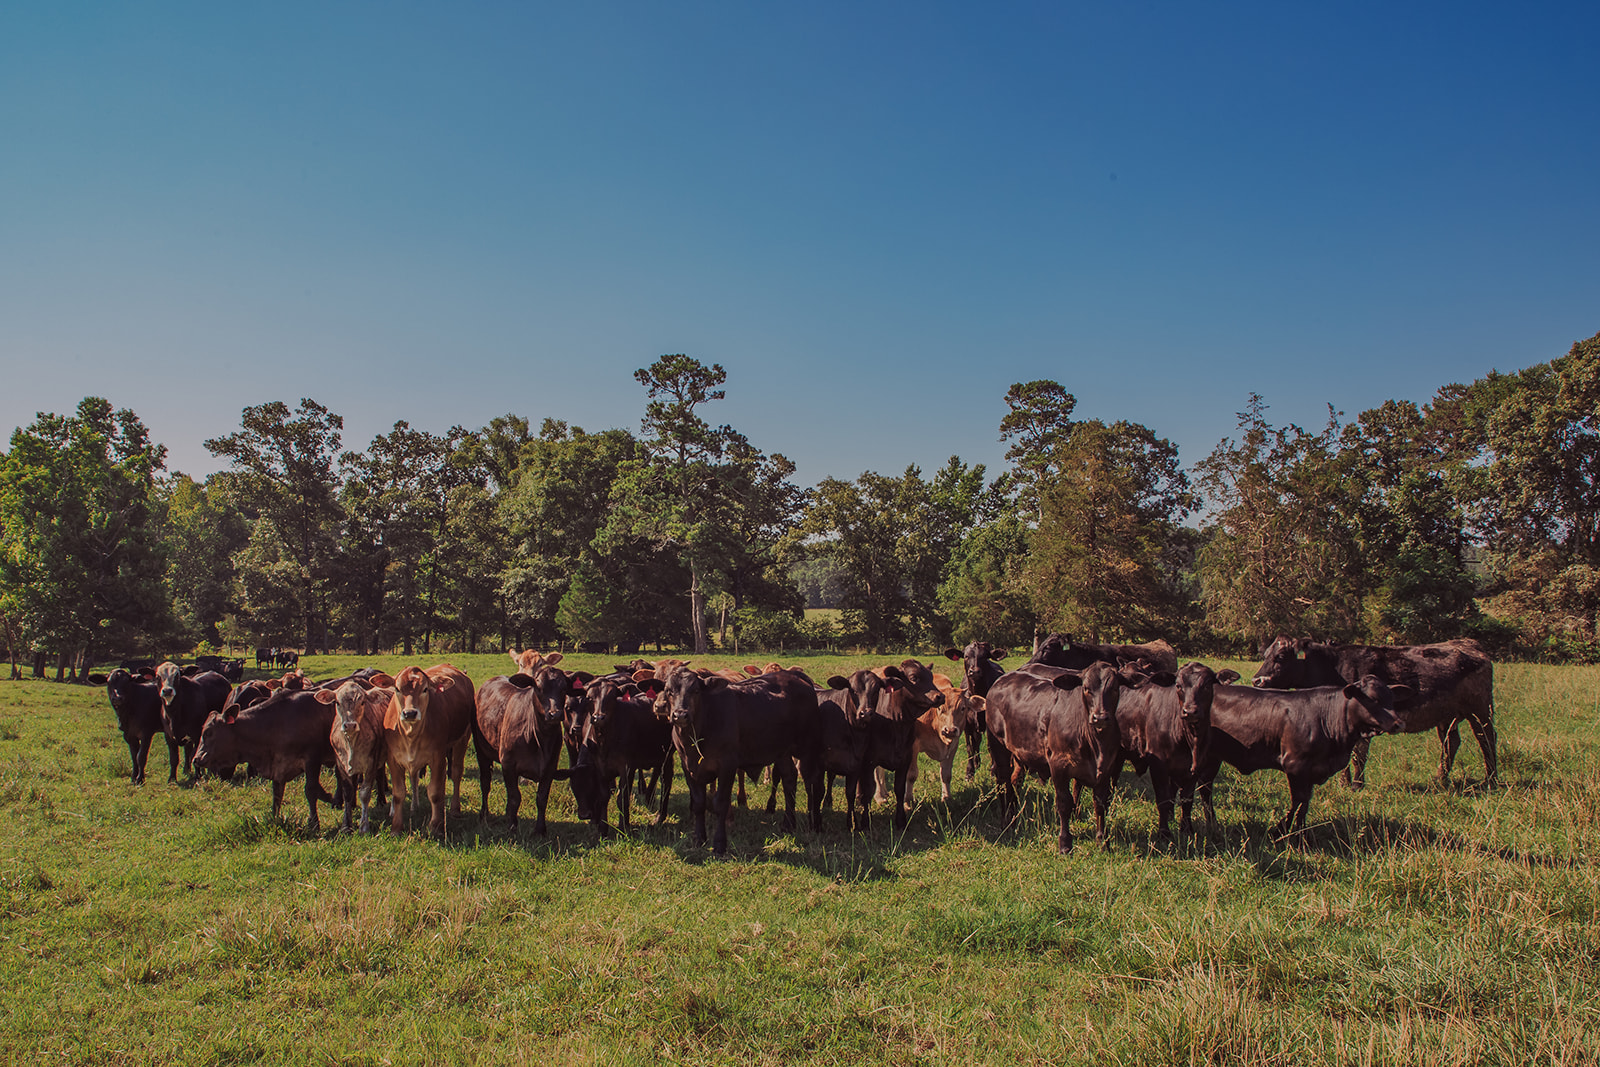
892,767,910,830
1275,774,1314,835
873,766,891,805
389,761,406,832
824,772,836,811
1150,768,1174,841
777,759,798,832
939,748,956,802
271,778,286,822
854,773,873,832
713,771,737,854
654,756,674,826
1091,777,1112,848
1436,722,1462,783
474,735,495,820
1470,716,1498,786
964,720,982,780
166,736,180,783
688,776,708,848
534,772,554,836
448,742,466,817
1176,779,1196,836
357,777,374,834
129,735,149,785
736,769,748,810
1049,767,1076,854
426,759,448,836
340,770,356,832
1198,776,1219,841
504,765,524,832
183,740,196,778
618,767,635,833
303,756,324,832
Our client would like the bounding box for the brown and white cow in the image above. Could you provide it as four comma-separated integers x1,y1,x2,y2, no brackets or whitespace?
154,660,231,778
384,664,476,836
318,677,395,834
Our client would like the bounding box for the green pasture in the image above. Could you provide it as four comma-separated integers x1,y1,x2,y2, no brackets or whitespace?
1,654,1598,1064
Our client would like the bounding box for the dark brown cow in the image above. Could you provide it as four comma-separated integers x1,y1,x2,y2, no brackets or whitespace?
1190,676,1408,836
385,664,475,836
154,661,231,779
980,661,1126,853
577,677,674,836
473,664,572,834
863,661,945,828
813,671,887,832
658,667,820,854
193,686,339,830
1031,633,1180,675
1252,637,1495,786
943,641,1011,779
1108,662,1231,839
103,668,166,784
320,679,393,834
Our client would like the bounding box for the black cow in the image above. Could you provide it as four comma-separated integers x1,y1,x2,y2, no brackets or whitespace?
256,648,274,668
103,668,167,783
153,661,231,778
980,661,1127,853
274,649,300,670
194,687,339,830
1252,637,1495,787
1108,663,1232,839
812,671,886,832
1189,676,1408,836
658,667,821,854
577,677,674,836
1031,633,1180,675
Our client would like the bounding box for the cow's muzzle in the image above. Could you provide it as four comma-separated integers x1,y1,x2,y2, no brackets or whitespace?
400,709,420,722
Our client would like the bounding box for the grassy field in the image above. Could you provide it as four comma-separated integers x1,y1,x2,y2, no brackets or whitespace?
2,652,1598,1065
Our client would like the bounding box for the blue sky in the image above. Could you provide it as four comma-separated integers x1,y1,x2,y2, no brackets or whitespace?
2,3,1596,488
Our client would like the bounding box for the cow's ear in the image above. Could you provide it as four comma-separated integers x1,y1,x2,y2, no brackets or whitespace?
942,647,961,661
265,679,283,690
137,667,156,679
509,673,535,687
1148,671,1177,688
368,672,395,687
433,675,455,692
509,651,525,667
881,665,907,682
639,679,663,697
992,650,1009,661
1217,669,1241,685
545,652,563,666
968,695,986,712
881,676,907,692
1052,673,1084,691
1387,683,1414,710
703,675,730,692
620,683,640,697
630,669,654,683
182,664,200,677
314,689,337,705
742,664,761,675
826,676,850,690
900,658,921,670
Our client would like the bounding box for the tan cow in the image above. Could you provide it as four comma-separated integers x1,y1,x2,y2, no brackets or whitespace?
385,664,476,835
317,676,395,833
874,670,971,803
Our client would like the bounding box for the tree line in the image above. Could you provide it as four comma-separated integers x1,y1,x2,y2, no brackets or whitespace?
3,335,1597,680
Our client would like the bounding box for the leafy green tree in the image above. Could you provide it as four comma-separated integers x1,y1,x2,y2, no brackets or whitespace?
161,474,248,649
0,398,171,675
938,512,1034,648
1194,396,1362,646
1024,419,1196,641
205,399,345,652
999,380,1077,519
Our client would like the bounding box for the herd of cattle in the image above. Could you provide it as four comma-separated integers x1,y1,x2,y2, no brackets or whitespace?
91,634,1496,855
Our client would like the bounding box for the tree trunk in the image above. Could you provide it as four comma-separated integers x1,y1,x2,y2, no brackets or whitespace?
690,563,708,655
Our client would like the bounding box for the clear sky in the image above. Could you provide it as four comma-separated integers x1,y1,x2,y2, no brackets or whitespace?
3,3,1597,487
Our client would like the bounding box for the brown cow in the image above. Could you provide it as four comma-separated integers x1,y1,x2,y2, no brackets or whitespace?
193,686,339,830
981,661,1126,853
318,678,395,834
385,664,475,836
1190,676,1408,836
943,642,1012,779
1252,637,1495,786
473,659,571,834
1031,633,1179,675
875,671,973,803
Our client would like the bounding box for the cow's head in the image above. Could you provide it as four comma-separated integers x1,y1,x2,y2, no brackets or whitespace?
221,680,275,723
1252,636,1306,688
1050,661,1123,732
946,642,1007,698
876,661,945,721
105,668,139,715
583,678,641,746
1343,675,1407,738
392,667,454,734
316,680,384,757
661,666,719,728
1174,662,1221,730
827,670,887,727
154,660,183,706
193,712,238,780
